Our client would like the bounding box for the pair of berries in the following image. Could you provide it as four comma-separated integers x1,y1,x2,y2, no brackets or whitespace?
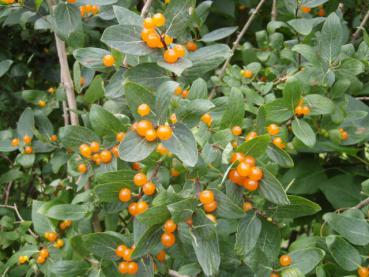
199,190,217,213
174,86,189,98
128,201,148,216
133,172,157,195
133,120,173,141
59,220,72,230
295,98,310,116
245,131,257,142
80,5,99,17
266,124,286,149
161,219,176,248
116,244,139,274
36,248,49,264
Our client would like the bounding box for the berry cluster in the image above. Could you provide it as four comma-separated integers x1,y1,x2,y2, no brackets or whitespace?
294,98,310,116
79,4,100,17
174,86,189,98
140,13,186,64
228,153,263,191
161,219,176,248
11,135,33,154
115,244,139,275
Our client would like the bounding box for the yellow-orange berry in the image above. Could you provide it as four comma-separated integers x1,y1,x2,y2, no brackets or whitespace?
119,188,131,202
231,126,242,136
228,169,246,186
186,41,197,52
116,132,125,142
133,173,147,186
143,17,155,29
201,113,212,127
127,261,139,275
128,202,138,216
36,255,46,264
24,146,33,154
78,163,87,174
164,49,178,64
136,120,153,137
300,5,311,13
161,232,176,247
267,124,280,136
23,135,32,145
54,239,64,248
243,202,253,212
203,201,217,213
279,255,292,267
230,152,245,164
38,100,46,108
137,201,149,214
50,135,58,142
243,179,259,191
237,162,251,177
145,129,157,142
164,219,177,233
358,267,369,277
242,69,253,78
157,125,173,140
137,103,151,117
294,105,304,116
103,55,115,67
302,106,310,116
152,13,166,27
273,137,286,149
11,138,19,147
79,144,91,158
118,261,129,274
181,89,189,98
249,166,263,181
173,44,185,58
199,190,214,205
245,131,257,141
143,182,156,196
175,86,183,95
39,248,49,258
100,150,112,164
90,141,100,153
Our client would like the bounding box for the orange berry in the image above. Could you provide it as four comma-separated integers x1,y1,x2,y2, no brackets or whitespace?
242,69,253,78
80,5,86,16
270,273,280,277
230,152,245,164
279,255,292,267
201,113,212,127
59,220,72,230
145,129,157,142
54,239,64,248
122,247,133,262
267,124,280,136
156,250,166,262
137,103,151,117
45,231,58,242
23,135,32,144
243,202,253,212
136,120,153,137
90,141,100,153
231,140,238,148
128,202,138,216
119,188,131,202
163,34,173,46
170,113,177,124
175,86,183,95
273,137,286,149
341,131,348,141
249,166,263,181
173,45,185,58
133,173,147,186
146,32,161,48
243,179,259,191
302,106,310,116
132,162,141,171
24,146,33,154
152,13,166,27
67,0,76,3
199,190,214,204
18,256,29,264
78,163,87,174
243,155,256,167
79,144,91,158
300,5,311,13
231,126,242,136
11,138,19,147
161,232,176,247
206,214,217,223
141,28,153,42
36,255,46,264
112,145,119,157
80,77,85,86
143,17,155,29
116,132,125,142
186,41,197,52
137,201,149,214
91,5,99,15
294,105,304,116
170,168,180,177
116,244,127,258
203,201,217,213
143,182,156,196
127,261,139,275
100,150,112,164
157,125,173,140
50,135,57,142
38,100,46,108
181,89,189,98
48,87,56,94
164,219,177,233
237,162,251,177
358,267,369,277
318,8,326,17
118,261,129,274
39,248,49,258
245,131,257,141
228,169,246,186
156,143,169,155
164,49,179,64
85,4,92,13
103,54,115,67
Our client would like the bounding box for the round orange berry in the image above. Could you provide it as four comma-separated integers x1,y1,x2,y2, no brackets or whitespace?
228,169,246,186
273,137,286,149
90,141,100,153
243,202,253,212
23,135,32,145
249,167,263,181
116,244,127,258
116,132,125,142
38,100,46,108
133,173,147,186
143,17,155,29
164,219,177,233
270,273,280,277
204,201,217,213
279,255,292,267
237,162,251,177
122,247,133,262
119,188,131,202
161,232,176,247
358,267,369,277
230,152,245,164
201,113,212,127
243,179,259,191
24,146,33,154
112,145,119,157
231,126,242,136
100,150,112,164
267,124,280,136
199,190,214,205
78,163,87,174
243,155,256,167
118,261,129,274
242,69,253,78
175,86,183,95
143,182,156,196
11,138,19,147
302,106,310,116
127,261,139,274
50,135,57,142
186,41,197,52
103,55,115,67
300,6,311,13
79,144,91,158
137,201,149,214
173,44,185,58
164,49,178,64
145,129,157,142
157,125,173,140
36,255,46,264
39,248,49,258
294,105,304,115
54,239,64,248
137,103,151,117
136,120,153,137
152,13,166,27
128,202,139,216
181,89,189,98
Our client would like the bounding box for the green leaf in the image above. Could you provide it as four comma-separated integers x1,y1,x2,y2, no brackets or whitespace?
289,248,325,274
73,47,110,70
54,3,82,40
164,0,196,37
176,99,215,128
190,210,220,276
288,18,315,35
264,99,293,123
301,0,329,8
335,58,365,79
292,44,321,66
46,204,89,220
291,118,316,148
255,220,281,263
32,200,55,235
124,81,155,119
167,198,197,222
236,134,271,158
136,205,170,227
281,268,305,277
210,189,244,219
318,12,343,63
283,78,302,110
119,131,156,162
131,223,161,259
84,75,104,104
17,108,34,138
0,59,13,77
59,126,100,148
101,25,154,56
162,123,198,167
200,26,238,42
155,81,178,123
188,78,208,100
266,145,294,168
113,5,142,26
270,195,321,218
124,63,171,92
304,94,334,115
220,88,244,128
50,260,90,277
259,168,290,205
234,212,262,256
326,235,361,271
0,168,23,184
89,105,125,137
323,210,369,246
157,58,193,76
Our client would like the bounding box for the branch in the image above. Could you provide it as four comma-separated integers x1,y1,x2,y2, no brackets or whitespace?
271,0,277,21
352,9,369,42
354,197,369,209
168,269,190,277
209,0,267,99
62,101,69,125
356,96,369,101
123,0,154,67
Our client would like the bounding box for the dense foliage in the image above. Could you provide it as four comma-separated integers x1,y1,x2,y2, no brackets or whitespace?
1,0,369,276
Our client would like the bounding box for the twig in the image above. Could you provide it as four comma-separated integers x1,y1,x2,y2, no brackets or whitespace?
62,101,69,125
352,10,369,42
356,96,369,101
123,0,154,67
209,0,267,99
271,0,277,21
0,204,38,238
354,197,369,209
337,2,344,13
168,269,190,277
4,182,12,205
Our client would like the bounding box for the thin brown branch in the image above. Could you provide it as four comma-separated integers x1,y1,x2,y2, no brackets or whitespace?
209,0,267,99
168,269,190,277
356,96,369,101
4,182,12,205
354,197,369,209
352,9,369,42
271,0,277,21
62,101,69,125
